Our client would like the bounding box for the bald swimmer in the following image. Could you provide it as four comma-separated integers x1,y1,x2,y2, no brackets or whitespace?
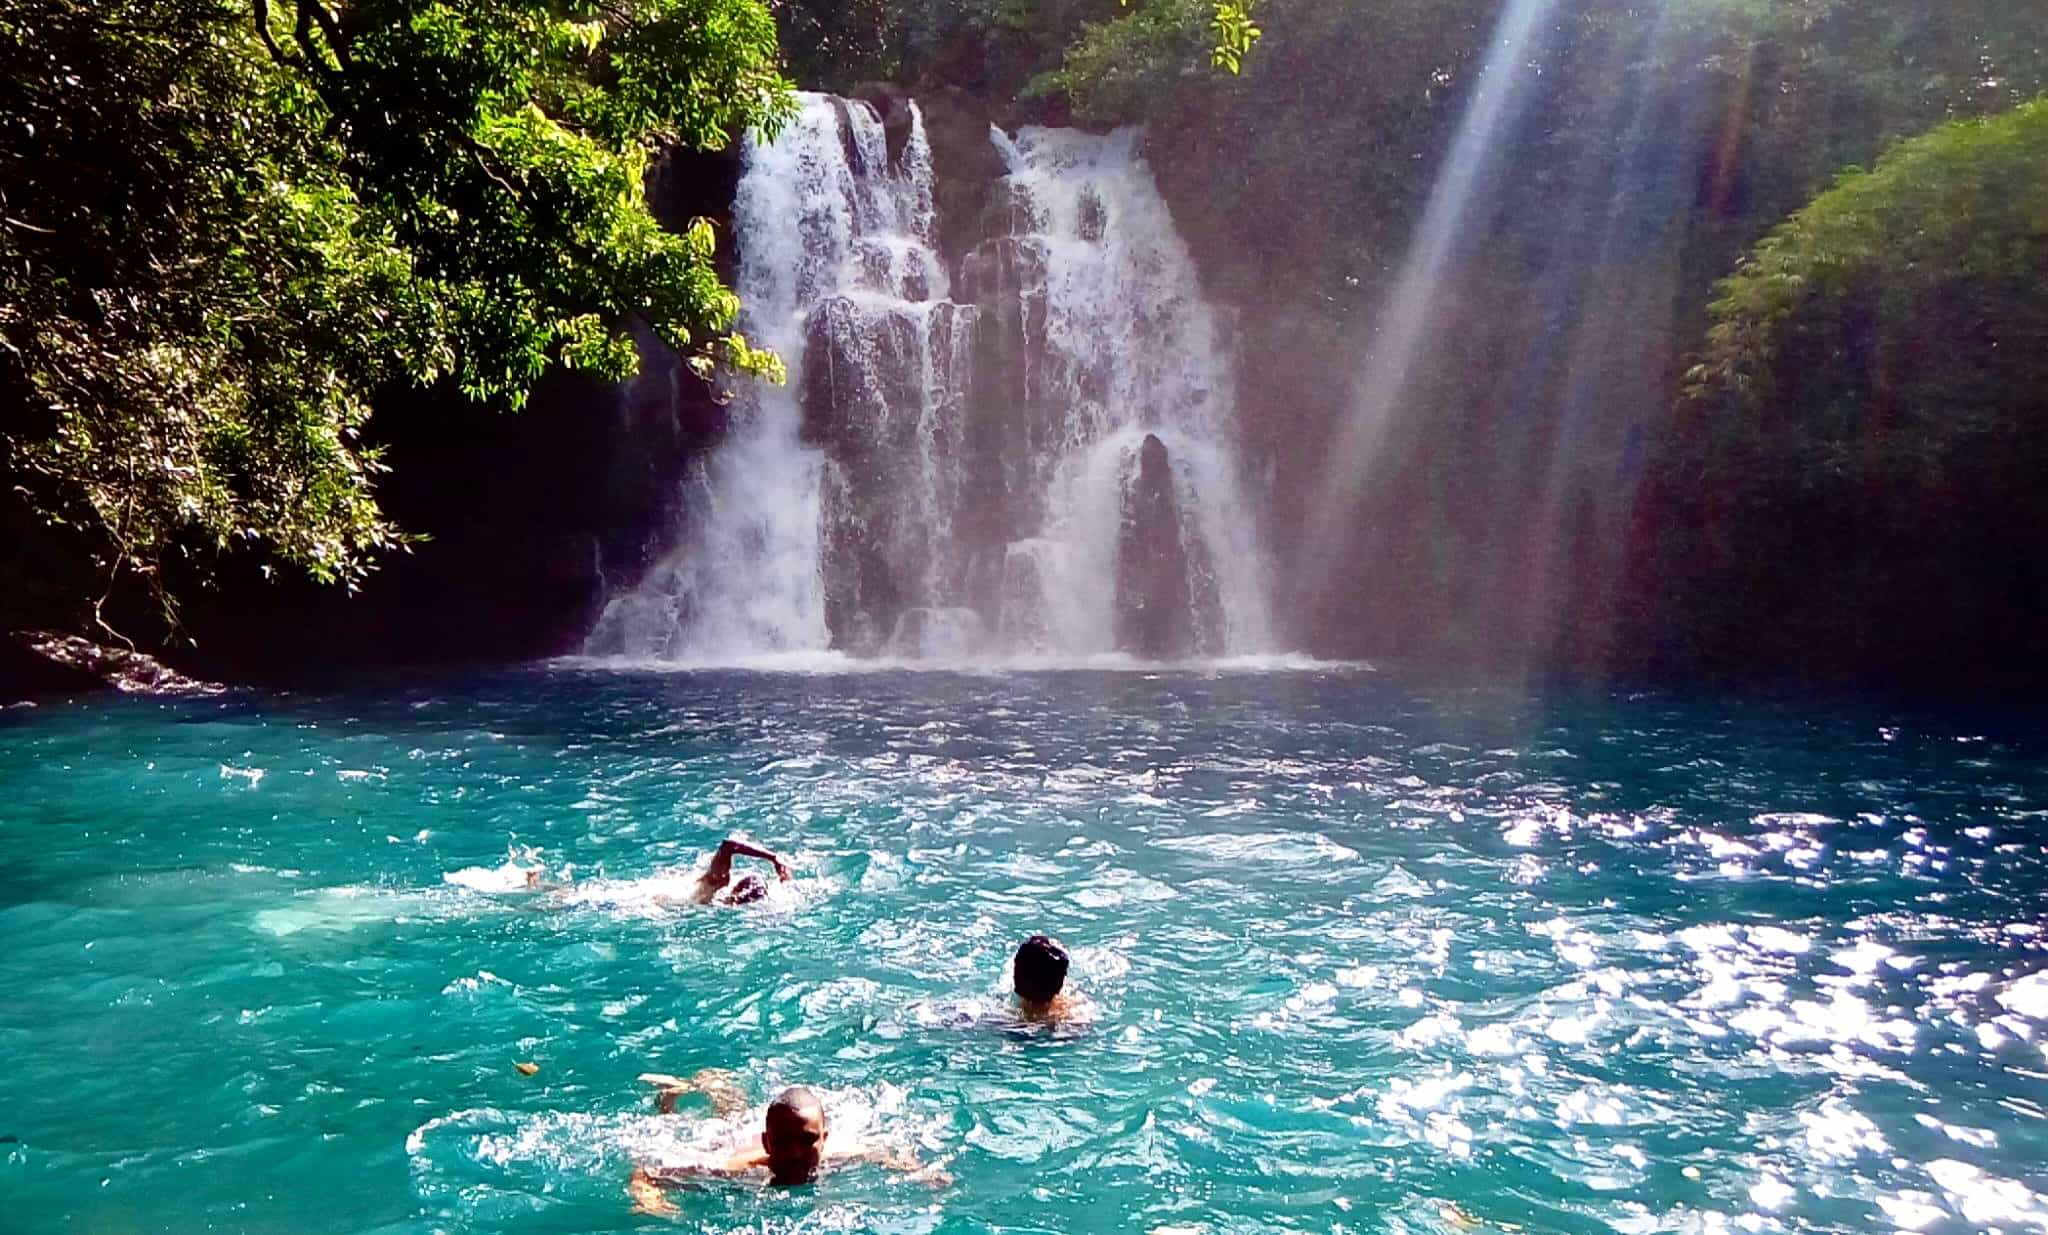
627,1084,945,1211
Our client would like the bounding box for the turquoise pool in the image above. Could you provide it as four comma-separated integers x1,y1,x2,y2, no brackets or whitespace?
2,666,2045,1233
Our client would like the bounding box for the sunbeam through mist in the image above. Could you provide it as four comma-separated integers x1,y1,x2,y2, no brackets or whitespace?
1302,0,1563,621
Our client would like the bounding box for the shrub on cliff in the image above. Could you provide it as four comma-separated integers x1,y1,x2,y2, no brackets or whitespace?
1627,96,2048,682
0,0,790,635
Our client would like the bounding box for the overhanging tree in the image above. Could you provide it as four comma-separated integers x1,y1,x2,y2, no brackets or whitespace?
0,0,792,637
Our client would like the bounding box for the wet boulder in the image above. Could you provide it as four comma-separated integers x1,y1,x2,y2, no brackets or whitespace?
1116,434,1197,659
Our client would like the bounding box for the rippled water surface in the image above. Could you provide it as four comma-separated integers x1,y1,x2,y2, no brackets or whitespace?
3,667,2047,1234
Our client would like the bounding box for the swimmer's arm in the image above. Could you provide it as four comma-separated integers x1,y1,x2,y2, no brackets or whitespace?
638,1068,750,1116
629,1146,766,1210
836,1139,952,1187
692,838,766,902
693,843,736,902
628,1164,681,1215
714,837,792,881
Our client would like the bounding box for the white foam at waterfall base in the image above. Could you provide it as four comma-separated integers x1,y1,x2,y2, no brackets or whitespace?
554,650,1360,676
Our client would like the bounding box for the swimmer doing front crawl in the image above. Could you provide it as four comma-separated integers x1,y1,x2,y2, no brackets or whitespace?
626,1076,945,1211
506,836,791,907
684,836,791,906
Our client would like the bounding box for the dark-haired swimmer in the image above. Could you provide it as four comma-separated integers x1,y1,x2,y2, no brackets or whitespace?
687,838,791,906
627,1085,945,1212
525,839,783,909
1013,934,1079,1023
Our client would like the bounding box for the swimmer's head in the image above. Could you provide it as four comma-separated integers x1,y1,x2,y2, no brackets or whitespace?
1013,934,1070,1005
724,874,769,905
761,1086,827,1184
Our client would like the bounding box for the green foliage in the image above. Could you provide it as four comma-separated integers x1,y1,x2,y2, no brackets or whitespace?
1633,95,2048,677
1040,0,1265,114
769,0,932,89
1048,0,2048,289
1688,97,2048,427
769,0,1117,98
1208,2,1261,75
764,0,1258,108
1678,95,2048,502
0,0,791,631
1037,0,1212,115
249,0,794,395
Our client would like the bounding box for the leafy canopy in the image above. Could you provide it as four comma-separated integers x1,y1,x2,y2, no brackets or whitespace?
1683,94,2048,479
0,0,792,631
1631,95,2048,674
1038,0,1261,114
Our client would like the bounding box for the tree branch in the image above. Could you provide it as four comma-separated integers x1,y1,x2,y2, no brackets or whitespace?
251,0,298,66
293,0,352,72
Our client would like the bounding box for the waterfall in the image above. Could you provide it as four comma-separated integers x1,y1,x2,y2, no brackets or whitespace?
586,94,1276,663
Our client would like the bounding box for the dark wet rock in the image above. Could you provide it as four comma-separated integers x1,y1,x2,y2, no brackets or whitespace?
886,606,986,659
914,86,1007,260
976,179,1045,241
799,298,923,459
850,82,917,167
1116,435,1196,659
802,292,982,653
646,143,745,287
0,635,105,699
1077,188,1107,244
994,545,1051,650
830,96,882,178
4,630,223,700
171,326,694,676
958,237,1049,416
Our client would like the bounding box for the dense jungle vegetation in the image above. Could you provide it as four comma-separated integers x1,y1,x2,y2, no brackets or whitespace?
2,0,2044,689
0,0,790,635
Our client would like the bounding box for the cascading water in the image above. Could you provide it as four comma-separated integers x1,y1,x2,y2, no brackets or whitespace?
587,94,1275,663
970,126,1273,659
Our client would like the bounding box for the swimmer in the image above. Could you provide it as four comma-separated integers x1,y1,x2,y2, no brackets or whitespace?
511,844,549,889
1013,934,1079,1023
686,837,792,906
638,1067,750,1116
626,1085,945,1212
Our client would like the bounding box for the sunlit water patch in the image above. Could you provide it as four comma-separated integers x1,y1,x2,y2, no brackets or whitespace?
2,668,2046,1233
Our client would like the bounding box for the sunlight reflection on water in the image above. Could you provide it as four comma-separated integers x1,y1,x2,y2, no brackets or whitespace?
0,667,2045,1233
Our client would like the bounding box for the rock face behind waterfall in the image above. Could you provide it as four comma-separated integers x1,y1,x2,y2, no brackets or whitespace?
1116,434,1223,659
585,93,1277,663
